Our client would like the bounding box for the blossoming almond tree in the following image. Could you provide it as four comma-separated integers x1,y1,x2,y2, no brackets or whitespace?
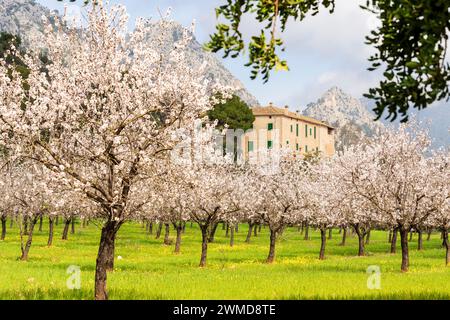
0,2,226,299
342,123,438,271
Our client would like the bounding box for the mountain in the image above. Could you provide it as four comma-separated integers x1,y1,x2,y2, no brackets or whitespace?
303,86,384,149
0,0,51,49
0,0,259,107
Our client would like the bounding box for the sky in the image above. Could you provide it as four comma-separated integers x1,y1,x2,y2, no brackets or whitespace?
37,0,449,146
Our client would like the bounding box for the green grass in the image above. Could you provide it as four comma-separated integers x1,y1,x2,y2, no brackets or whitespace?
1,220,450,300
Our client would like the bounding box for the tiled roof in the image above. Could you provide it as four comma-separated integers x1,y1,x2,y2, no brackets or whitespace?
252,105,335,129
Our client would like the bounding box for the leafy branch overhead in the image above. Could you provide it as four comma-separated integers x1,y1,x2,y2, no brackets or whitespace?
205,0,335,83
205,0,450,122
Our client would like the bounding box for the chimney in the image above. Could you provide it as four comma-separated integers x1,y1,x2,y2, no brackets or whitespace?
269,102,273,107
284,105,289,109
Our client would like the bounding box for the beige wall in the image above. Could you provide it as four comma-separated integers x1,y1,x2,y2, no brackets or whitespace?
242,113,335,159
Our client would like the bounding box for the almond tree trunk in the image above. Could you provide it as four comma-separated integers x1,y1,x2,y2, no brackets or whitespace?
427,230,431,241
443,230,449,266
199,225,209,267
400,228,409,272
245,222,254,243
21,216,38,261
148,222,153,235
353,225,365,256
230,224,235,247
417,229,423,250
62,218,71,240
304,222,310,240
1,216,6,240
391,227,398,254
225,223,229,237
319,228,327,260
340,227,347,246
174,225,182,254
266,228,277,263
71,218,75,234
163,223,170,245
38,216,43,232
94,220,119,300
365,229,371,245
253,224,258,236
208,222,219,243
47,216,55,247
328,228,332,240
155,222,163,239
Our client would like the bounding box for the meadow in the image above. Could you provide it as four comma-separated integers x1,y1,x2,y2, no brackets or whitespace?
1,220,450,300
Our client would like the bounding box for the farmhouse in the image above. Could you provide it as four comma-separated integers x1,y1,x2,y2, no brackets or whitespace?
242,104,335,158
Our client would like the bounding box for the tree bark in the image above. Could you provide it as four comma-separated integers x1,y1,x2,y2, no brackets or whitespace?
304,223,309,240
230,224,235,247
208,222,219,243
155,222,163,239
163,223,171,245
328,228,332,240
94,220,119,300
174,225,182,254
148,222,153,235
427,230,431,241
62,218,71,240
417,229,423,250
245,222,254,243
199,226,209,267
38,216,43,232
9,218,13,228
71,218,75,234
400,228,409,272
365,229,371,245
21,216,38,261
225,223,229,237
391,227,398,254
388,229,392,243
319,228,326,260
340,227,347,246
266,228,277,263
1,216,6,240
253,224,258,236
23,215,28,235
443,230,449,266
47,216,55,247
353,225,365,256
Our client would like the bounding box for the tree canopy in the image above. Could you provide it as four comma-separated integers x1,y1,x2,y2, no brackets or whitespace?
208,94,255,131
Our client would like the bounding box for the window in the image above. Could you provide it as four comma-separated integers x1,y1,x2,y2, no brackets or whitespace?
286,140,289,145
268,123,273,131
314,127,316,139
305,145,308,152
316,147,319,152
296,143,299,151
310,128,312,136
290,125,293,133
248,141,254,152
296,124,299,136
267,140,273,149
305,124,308,137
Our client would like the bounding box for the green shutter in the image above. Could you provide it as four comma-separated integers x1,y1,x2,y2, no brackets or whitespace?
314,127,316,139
290,125,293,132
286,140,289,145
305,124,308,137
296,143,299,151
248,141,254,152
267,140,273,149
268,123,273,131
305,145,308,152
296,124,299,136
